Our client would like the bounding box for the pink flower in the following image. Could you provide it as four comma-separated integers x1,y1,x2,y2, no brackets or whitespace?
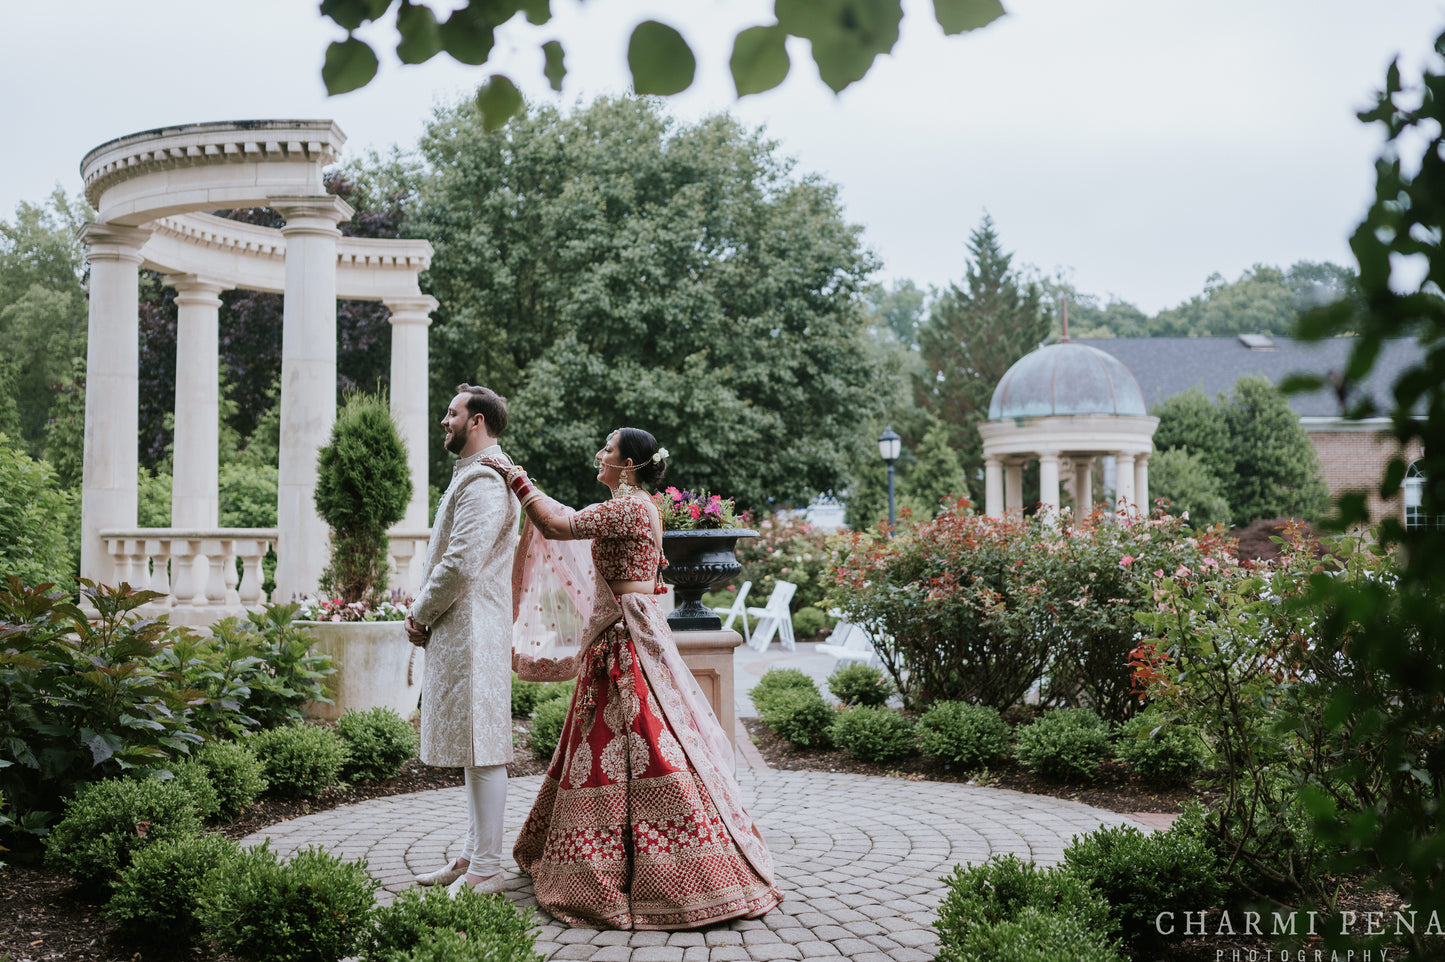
781,567,789,573
1201,557,1219,568
1119,555,1135,567
1154,569,1165,578
1175,564,1192,578
688,504,701,519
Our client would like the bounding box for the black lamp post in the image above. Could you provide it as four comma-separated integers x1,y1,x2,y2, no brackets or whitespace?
878,426,901,530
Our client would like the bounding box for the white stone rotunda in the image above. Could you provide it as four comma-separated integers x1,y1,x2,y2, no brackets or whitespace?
79,120,436,624
978,340,1158,518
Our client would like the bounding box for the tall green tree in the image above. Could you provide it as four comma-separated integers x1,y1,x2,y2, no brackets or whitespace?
914,214,1049,501
1220,374,1330,524
0,191,90,455
408,95,883,510
1151,387,1229,467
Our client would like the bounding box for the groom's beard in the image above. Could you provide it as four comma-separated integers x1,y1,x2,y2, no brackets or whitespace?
445,422,469,454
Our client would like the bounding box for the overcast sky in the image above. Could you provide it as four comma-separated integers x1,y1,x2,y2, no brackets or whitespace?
4,0,1444,314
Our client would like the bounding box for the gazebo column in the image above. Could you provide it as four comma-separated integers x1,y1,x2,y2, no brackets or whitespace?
1074,457,1094,515
1039,451,1061,515
984,457,1004,517
1135,454,1150,513
1004,461,1024,516
272,195,354,601
167,275,227,529
1116,452,1138,513
79,223,151,586
384,295,437,530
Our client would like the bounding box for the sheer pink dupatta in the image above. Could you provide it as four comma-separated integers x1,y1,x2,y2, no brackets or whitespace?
510,517,594,681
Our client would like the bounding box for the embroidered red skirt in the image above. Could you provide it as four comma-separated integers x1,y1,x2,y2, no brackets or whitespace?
513,620,782,929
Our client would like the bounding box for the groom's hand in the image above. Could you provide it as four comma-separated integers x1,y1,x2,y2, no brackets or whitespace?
405,615,430,647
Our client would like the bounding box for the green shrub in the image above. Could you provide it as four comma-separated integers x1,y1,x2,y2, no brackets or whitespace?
791,605,829,639
826,662,894,707
199,843,378,962
106,832,241,944
1062,819,1226,951
736,513,835,611
512,678,576,718
366,884,542,962
164,757,222,820
1113,710,1210,784
1014,708,1112,781
250,723,349,800
1,579,206,843
935,853,1118,962
0,433,76,591
942,906,1124,962
916,701,1010,770
528,698,570,760
336,707,419,782
43,777,203,889
749,667,818,715
830,705,915,763
757,688,835,750
190,739,268,818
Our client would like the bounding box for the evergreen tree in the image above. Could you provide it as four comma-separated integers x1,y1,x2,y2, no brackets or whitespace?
1151,388,1230,468
915,214,1049,501
1147,447,1232,527
1220,374,1330,524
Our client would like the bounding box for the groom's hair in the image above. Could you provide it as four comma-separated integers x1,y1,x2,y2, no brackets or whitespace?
456,383,508,435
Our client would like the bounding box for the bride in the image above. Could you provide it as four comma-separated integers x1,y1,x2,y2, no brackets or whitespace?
482,427,782,930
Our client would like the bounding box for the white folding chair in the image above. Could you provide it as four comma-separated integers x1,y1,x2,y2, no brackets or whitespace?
712,580,752,645
746,580,798,652
816,618,882,669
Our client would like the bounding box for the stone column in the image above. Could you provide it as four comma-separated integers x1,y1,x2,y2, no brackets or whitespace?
1039,451,1061,515
1004,461,1024,516
384,295,438,530
1116,452,1137,513
272,195,353,601
79,223,151,586
167,275,227,529
1135,454,1150,514
984,457,1004,517
1074,457,1094,515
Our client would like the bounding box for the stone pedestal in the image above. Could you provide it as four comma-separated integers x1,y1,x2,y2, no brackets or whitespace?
674,629,745,740
299,620,424,721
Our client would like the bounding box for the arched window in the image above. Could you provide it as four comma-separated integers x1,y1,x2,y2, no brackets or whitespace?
1403,460,1441,530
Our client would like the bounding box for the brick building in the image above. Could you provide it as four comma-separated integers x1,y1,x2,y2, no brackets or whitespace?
1074,335,1424,525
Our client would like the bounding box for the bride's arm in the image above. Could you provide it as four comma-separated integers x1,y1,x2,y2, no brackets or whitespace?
480,457,576,540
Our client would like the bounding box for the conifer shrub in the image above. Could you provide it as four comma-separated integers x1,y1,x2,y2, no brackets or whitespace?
1014,707,1112,781
1113,710,1210,784
106,832,241,944
200,843,378,962
826,662,894,707
250,723,349,800
336,707,419,783
366,884,543,962
916,701,1010,770
831,705,915,763
43,777,203,890
190,738,269,818
528,698,570,760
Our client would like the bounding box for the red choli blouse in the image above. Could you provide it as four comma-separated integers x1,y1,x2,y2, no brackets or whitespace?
569,497,665,590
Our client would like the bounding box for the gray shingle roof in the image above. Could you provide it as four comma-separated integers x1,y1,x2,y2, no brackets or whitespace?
1070,335,1423,418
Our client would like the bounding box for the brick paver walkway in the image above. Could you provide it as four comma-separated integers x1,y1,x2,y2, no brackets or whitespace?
242,766,1142,961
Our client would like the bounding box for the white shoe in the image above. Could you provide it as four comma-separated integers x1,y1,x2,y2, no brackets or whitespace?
447,873,507,897
414,860,467,886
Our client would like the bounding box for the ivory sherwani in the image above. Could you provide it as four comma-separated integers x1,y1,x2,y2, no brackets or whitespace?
411,445,520,768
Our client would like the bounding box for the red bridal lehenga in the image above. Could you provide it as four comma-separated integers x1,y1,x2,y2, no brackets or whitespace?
509,493,782,930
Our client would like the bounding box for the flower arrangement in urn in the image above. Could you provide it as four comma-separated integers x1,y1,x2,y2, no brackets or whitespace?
653,487,743,530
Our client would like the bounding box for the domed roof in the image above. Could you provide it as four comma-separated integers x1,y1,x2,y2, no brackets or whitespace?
988,341,1148,419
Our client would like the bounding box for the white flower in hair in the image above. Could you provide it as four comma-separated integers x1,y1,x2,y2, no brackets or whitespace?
653,448,669,463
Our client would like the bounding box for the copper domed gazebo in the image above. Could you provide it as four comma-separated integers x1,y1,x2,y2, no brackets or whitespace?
977,340,1158,517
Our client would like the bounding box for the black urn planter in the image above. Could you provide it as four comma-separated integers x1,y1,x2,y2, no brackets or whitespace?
661,528,758,631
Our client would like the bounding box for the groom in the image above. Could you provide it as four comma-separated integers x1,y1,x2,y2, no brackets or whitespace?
405,384,520,896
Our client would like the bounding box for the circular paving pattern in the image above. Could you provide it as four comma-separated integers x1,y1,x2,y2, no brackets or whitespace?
242,769,1140,961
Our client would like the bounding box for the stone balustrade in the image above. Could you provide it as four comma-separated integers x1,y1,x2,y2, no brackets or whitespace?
99,527,434,627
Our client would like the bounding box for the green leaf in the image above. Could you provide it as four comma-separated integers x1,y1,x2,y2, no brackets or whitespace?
933,0,1005,35
731,25,791,96
322,38,380,95
396,2,443,64
320,0,394,32
475,74,524,131
441,10,496,65
628,20,696,96
542,40,566,92
521,0,552,25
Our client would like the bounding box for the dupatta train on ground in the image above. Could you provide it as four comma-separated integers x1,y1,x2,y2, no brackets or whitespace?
509,512,781,929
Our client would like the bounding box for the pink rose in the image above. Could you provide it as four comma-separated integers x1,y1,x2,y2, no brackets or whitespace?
1120,555,1135,567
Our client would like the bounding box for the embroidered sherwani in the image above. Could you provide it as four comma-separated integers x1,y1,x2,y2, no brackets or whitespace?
411,445,519,768
512,495,783,929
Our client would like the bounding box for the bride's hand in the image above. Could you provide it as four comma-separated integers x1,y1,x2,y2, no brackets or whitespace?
478,455,516,476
